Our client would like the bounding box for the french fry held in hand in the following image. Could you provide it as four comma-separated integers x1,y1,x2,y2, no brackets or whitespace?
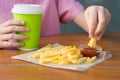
87,36,97,48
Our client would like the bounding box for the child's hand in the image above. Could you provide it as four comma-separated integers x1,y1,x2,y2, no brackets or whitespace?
84,6,111,40
0,20,29,48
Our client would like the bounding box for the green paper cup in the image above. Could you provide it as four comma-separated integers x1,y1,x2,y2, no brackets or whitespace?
12,4,43,50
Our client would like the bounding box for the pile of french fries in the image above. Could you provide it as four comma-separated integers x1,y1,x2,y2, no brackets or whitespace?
29,41,97,65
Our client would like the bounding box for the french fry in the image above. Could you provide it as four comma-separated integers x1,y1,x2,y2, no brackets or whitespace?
86,56,97,63
87,36,97,48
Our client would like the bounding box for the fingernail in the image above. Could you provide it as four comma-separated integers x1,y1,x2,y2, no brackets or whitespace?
24,36,28,39
97,37,100,41
21,21,24,24
25,28,29,31
20,43,24,45
89,34,93,38
23,36,28,39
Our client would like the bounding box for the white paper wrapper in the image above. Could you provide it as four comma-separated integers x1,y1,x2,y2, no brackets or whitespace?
11,43,112,71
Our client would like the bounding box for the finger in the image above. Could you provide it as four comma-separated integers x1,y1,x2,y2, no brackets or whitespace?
0,41,24,48
0,20,24,27
0,26,29,34
96,8,111,40
97,33,103,40
95,6,106,37
0,34,28,41
97,27,106,40
105,8,111,25
85,7,98,38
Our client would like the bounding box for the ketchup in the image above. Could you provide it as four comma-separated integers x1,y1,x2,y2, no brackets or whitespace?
81,47,100,57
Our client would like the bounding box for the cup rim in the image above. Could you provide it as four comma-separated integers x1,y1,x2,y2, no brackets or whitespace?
11,4,44,14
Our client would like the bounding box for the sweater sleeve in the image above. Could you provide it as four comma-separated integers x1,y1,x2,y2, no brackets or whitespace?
57,0,84,23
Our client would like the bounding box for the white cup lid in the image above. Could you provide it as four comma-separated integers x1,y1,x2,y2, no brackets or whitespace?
12,4,44,14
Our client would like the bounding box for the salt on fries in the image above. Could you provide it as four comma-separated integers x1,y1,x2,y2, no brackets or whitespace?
29,44,97,65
